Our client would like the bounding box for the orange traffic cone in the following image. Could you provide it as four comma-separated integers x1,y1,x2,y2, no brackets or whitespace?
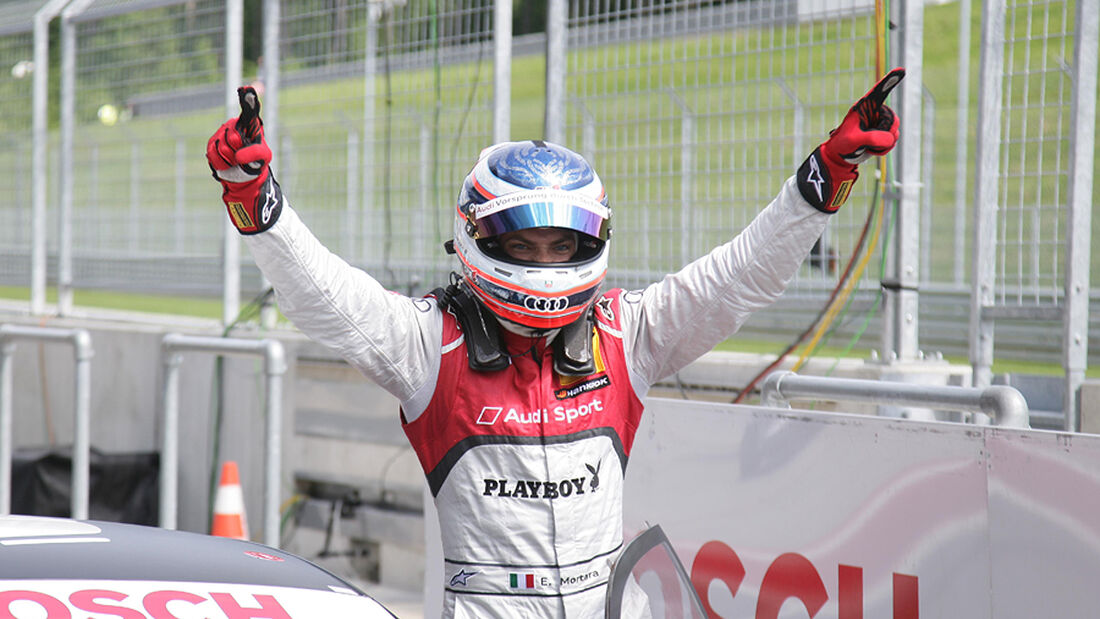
211,460,249,540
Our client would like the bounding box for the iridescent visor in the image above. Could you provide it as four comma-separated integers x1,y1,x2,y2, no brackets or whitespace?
472,190,610,240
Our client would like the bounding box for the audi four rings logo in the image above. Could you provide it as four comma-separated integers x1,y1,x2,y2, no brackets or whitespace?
524,296,570,312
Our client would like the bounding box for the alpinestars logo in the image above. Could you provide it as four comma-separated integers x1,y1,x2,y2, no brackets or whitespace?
450,569,477,587
483,459,602,499
260,179,281,225
806,154,826,202
596,296,615,322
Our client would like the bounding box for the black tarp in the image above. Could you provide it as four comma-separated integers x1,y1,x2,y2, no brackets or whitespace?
11,447,159,525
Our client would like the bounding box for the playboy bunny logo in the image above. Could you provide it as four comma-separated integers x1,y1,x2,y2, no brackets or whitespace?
586,460,601,492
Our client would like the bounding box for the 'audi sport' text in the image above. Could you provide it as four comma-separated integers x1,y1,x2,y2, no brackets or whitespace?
477,398,604,426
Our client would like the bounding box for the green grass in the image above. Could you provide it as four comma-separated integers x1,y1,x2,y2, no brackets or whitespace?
4,2,1092,378
0,286,223,320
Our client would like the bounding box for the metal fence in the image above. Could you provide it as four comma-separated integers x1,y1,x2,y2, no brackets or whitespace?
0,0,1096,419
62,0,230,304
0,2,39,284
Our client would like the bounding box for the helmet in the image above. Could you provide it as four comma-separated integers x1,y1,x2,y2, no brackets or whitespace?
450,140,611,330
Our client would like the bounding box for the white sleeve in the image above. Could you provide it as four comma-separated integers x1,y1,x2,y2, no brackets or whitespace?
242,205,442,406
620,176,830,386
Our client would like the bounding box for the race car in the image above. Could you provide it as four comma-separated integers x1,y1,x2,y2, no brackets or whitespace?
0,514,397,618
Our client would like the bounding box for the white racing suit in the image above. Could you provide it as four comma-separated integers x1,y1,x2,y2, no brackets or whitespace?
243,176,828,617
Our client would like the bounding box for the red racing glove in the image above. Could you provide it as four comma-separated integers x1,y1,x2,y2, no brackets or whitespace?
206,86,282,234
797,67,904,213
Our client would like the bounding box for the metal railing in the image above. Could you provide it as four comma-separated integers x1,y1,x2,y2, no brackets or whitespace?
158,333,286,547
760,371,1030,428
0,324,93,519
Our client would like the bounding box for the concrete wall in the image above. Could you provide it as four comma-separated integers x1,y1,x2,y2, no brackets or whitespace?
2,303,1095,595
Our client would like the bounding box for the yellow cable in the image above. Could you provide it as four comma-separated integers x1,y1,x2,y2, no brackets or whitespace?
792,184,886,371
791,0,891,372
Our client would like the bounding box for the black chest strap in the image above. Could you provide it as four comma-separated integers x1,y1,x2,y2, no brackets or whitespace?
432,282,509,372
432,280,597,376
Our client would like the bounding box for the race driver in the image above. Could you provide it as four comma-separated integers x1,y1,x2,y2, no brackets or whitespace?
207,69,903,618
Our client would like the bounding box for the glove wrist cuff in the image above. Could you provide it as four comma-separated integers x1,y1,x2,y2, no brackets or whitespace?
224,173,283,234
797,146,858,213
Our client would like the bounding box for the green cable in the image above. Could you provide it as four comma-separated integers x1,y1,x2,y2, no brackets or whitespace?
205,288,275,534
824,194,896,377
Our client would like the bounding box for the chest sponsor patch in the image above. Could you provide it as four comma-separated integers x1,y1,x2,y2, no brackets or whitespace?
482,460,601,499
554,374,611,400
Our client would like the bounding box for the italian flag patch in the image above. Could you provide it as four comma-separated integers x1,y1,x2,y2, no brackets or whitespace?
510,573,536,589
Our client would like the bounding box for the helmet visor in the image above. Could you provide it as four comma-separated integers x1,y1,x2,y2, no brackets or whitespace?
470,189,611,241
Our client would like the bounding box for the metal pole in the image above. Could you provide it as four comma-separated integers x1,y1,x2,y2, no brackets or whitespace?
262,340,286,547
1062,0,1098,431
883,0,923,362
346,131,360,257
363,4,379,264
129,142,140,252
0,341,13,515
159,334,287,547
759,371,1030,428
70,330,93,520
493,0,512,143
259,0,280,330
544,0,566,143
0,325,94,518
175,139,186,253
31,0,73,315
953,0,972,286
59,11,76,316
970,0,1005,388
159,350,182,531
223,0,244,326
920,87,935,284
419,123,430,261
666,91,694,265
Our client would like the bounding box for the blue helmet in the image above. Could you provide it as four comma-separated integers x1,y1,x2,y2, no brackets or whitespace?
451,140,611,329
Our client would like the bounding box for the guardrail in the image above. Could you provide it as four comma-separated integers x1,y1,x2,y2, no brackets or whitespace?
759,371,1030,428
159,333,286,547
0,324,94,519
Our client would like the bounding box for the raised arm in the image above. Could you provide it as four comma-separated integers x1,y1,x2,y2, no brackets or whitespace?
205,87,442,404
623,68,905,385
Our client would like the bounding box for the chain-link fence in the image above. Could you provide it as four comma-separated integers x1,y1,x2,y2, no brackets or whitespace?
562,0,880,293
61,0,230,295
276,0,496,295
0,2,39,282
0,0,1096,392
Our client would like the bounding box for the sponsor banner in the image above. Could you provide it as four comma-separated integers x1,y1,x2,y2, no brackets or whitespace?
623,398,1100,619
424,398,1100,617
0,580,391,619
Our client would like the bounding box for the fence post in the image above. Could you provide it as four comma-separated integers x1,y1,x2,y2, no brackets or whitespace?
1062,0,1098,430
544,0,566,143
882,0,924,363
223,0,244,326
346,129,360,258
0,325,94,519
158,334,287,547
953,0,973,286
175,138,186,253
493,0,511,143
969,0,1005,389
31,0,72,315
667,90,695,265
362,3,380,265
59,6,77,316
920,87,935,284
